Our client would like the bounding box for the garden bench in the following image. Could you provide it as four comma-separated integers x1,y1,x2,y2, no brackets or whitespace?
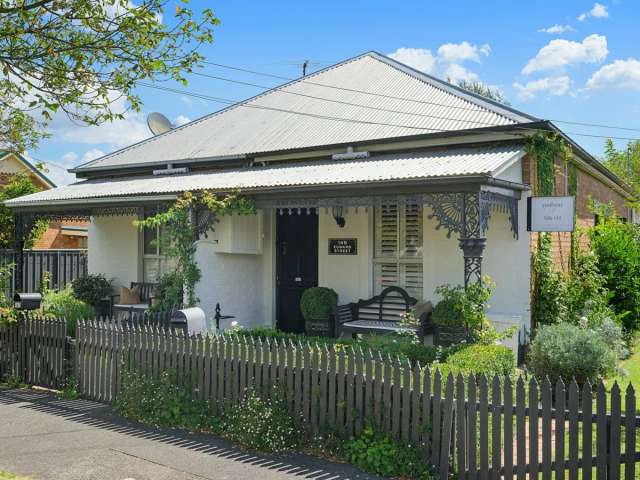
336,286,431,339
109,281,158,317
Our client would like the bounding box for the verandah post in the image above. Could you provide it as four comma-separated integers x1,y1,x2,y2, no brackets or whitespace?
13,212,25,293
459,192,486,288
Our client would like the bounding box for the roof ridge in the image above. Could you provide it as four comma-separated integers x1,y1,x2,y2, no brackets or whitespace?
366,51,538,124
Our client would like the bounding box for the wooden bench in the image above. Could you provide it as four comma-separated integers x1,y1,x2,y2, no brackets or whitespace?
336,286,431,339
109,282,158,317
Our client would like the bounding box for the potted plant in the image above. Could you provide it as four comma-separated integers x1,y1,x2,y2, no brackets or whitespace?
71,273,113,318
432,278,494,347
300,287,338,337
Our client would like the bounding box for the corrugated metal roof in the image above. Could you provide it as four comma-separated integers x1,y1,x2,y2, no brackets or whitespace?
8,145,524,207
74,52,536,173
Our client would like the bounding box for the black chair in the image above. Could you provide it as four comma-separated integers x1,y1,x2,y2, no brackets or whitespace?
336,286,431,339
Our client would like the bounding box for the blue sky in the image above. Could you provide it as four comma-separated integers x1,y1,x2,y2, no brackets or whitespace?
33,0,640,185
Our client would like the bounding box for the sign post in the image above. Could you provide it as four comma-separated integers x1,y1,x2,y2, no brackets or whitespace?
527,196,576,232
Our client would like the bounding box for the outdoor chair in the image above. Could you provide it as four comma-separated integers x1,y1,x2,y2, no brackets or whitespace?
109,281,158,318
336,286,432,339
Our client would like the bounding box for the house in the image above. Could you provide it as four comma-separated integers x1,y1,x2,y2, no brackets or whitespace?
0,151,88,249
4,52,633,341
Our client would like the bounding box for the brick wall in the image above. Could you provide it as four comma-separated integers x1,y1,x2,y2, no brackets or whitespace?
32,221,88,249
525,153,632,273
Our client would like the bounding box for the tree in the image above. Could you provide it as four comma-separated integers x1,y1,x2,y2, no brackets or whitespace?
603,138,640,205
456,80,510,105
0,0,219,152
0,173,48,248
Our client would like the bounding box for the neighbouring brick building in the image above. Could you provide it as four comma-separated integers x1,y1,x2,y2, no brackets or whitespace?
0,151,88,249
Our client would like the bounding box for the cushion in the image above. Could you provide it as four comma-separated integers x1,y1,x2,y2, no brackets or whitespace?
119,285,141,305
414,301,433,317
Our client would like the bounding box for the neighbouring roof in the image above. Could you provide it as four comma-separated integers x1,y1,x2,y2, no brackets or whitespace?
0,150,56,188
72,51,537,174
6,145,525,207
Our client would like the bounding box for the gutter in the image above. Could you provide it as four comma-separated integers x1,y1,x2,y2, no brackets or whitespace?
6,194,178,211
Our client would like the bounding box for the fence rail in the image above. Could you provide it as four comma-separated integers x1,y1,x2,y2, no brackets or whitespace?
1,316,638,480
0,249,87,294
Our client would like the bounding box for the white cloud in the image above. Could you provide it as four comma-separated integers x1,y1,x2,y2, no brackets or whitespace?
388,41,491,84
586,58,640,90
50,111,151,148
60,151,78,167
174,115,191,126
539,24,576,34
578,3,609,21
180,95,193,106
436,41,490,64
522,34,608,75
388,47,436,73
513,76,571,100
82,148,105,163
443,64,479,83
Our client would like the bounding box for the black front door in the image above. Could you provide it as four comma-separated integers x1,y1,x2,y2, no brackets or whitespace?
276,210,318,333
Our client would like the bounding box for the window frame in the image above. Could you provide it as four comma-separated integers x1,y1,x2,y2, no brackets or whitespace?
372,197,424,299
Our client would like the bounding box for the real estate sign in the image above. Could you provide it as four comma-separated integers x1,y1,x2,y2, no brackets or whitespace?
527,196,576,232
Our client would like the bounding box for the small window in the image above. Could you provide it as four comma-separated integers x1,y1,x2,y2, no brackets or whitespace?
373,198,423,299
142,206,176,282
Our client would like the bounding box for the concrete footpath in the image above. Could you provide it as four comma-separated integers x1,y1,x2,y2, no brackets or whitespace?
0,389,379,480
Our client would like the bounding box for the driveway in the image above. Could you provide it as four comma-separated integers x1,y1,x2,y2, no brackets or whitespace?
0,389,379,480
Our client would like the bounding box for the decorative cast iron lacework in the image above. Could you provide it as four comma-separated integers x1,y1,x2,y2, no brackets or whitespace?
422,192,518,240
14,206,143,239
266,192,518,239
479,191,519,239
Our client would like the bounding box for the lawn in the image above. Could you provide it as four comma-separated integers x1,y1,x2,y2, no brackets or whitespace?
0,472,30,480
606,335,640,414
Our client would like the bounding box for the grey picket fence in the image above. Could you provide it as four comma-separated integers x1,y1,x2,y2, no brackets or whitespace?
72,320,640,480
0,249,87,294
1,316,638,478
0,315,68,388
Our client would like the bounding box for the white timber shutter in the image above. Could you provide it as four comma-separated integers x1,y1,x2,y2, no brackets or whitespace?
374,198,423,299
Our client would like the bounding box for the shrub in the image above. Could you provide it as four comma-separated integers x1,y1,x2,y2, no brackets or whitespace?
592,317,629,360
228,327,439,366
440,344,515,378
527,323,617,385
432,278,493,331
71,274,112,307
114,369,216,431
344,427,432,479
432,295,464,327
151,271,184,312
565,249,616,326
42,286,95,336
590,220,640,331
300,286,338,320
221,387,303,453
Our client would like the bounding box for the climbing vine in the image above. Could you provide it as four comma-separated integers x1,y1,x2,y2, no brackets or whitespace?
567,162,579,270
527,132,573,325
135,191,255,308
526,131,572,196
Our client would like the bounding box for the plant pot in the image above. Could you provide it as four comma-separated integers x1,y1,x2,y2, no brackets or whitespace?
95,297,111,318
304,314,333,337
434,325,469,347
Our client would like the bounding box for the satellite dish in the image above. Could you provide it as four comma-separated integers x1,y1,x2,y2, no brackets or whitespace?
147,112,174,135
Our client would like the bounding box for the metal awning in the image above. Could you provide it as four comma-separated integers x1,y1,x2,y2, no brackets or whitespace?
6,145,525,209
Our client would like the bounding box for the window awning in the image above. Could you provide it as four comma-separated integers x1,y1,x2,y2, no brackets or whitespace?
6,145,525,209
